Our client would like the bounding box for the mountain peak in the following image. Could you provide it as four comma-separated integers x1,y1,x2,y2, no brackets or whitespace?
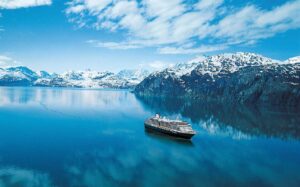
162,52,278,78
207,52,276,65
193,52,279,76
117,69,151,84
285,56,300,64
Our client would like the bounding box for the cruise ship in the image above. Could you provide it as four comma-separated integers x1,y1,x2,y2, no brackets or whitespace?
144,114,196,139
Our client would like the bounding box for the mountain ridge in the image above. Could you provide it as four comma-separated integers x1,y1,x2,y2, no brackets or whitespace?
0,67,151,89
1,52,299,99
134,52,300,106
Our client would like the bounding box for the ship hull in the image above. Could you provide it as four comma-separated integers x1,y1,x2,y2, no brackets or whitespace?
145,123,195,139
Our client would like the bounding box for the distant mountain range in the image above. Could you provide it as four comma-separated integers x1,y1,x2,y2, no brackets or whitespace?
1,52,300,106
0,67,150,89
135,52,300,106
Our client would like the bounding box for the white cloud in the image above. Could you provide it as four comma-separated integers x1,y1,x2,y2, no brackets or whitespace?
86,40,142,50
66,0,300,54
0,1,52,34
142,0,185,19
66,0,217,46
65,4,85,14
210,0,300,44
195,0,223,10
0,0,52,9
0,55,19,67
158,45,228,54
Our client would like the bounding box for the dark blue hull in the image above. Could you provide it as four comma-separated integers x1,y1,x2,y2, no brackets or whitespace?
145,123,195,139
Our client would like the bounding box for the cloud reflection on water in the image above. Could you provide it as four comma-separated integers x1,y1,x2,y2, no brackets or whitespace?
0,87,146,118
0,87,300,186
64,133,300,187
0,87,139,109
0,167,54,187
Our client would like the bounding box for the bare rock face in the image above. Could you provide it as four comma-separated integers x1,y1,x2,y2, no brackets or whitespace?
135,53,300,107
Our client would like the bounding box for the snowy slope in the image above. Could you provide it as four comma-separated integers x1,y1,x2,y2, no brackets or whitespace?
193,52,278,78
33,69,151,88
134,52,300,106
0,66,150,88
117,69,150,84
150,52,278,80
284,56,300,64
1,53,299,90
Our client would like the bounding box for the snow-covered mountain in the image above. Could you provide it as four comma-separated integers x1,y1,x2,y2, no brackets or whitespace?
153,52,278,78
0,66,39,86
48,69,149,88
284,56,300,64
1,52,299,98
117,69,150,84
193,52,277,76
0,67,150,89
36,70,53,79
135,52,300,106
164,56,203,77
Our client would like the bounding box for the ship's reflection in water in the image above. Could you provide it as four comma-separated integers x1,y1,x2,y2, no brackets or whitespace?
0,87,300,187
144,128,195,146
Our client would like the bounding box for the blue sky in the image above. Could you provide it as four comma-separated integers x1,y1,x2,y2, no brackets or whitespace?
0,0,299,72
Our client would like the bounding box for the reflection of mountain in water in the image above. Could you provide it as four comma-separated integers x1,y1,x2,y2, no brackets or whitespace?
0,87,140,110
136,95,300,140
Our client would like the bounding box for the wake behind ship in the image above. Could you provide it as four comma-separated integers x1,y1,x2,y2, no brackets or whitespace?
144,114,196,139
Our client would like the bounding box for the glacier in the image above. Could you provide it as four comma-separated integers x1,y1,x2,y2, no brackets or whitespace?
0,67,150,89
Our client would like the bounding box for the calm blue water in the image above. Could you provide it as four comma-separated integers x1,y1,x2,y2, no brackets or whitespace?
0,87,300,187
